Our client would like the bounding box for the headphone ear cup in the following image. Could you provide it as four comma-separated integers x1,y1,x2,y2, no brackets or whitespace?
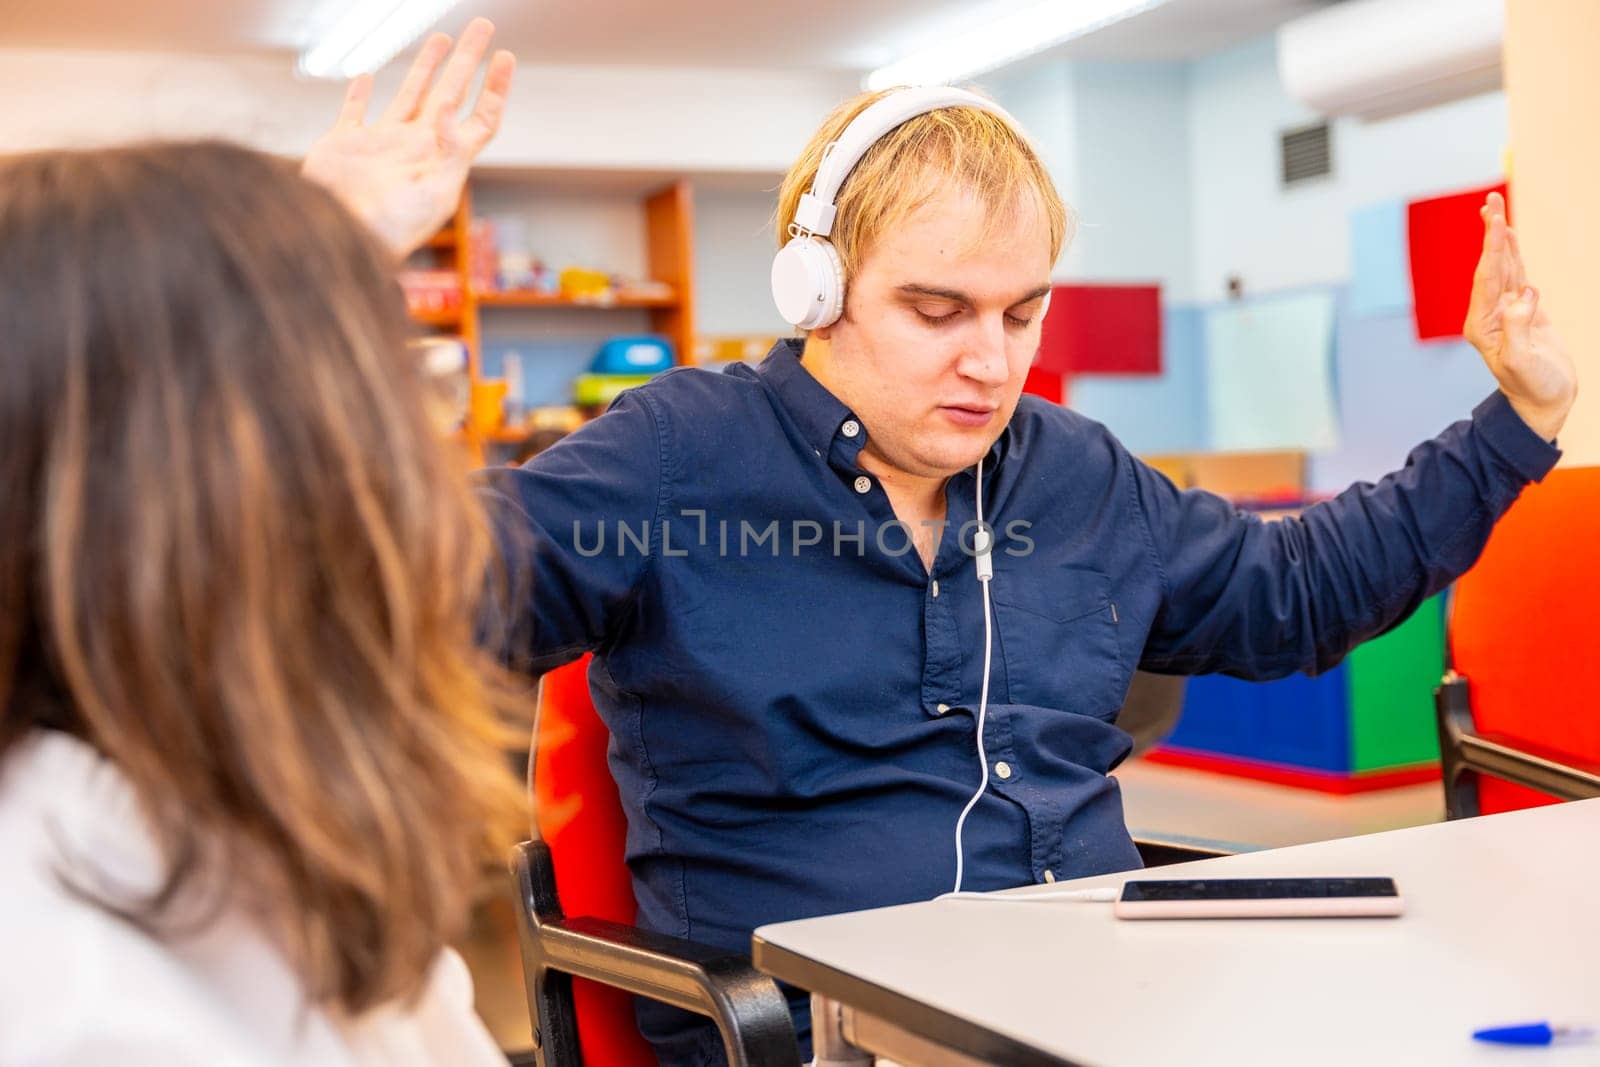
771,236,845,330
808,239,844,329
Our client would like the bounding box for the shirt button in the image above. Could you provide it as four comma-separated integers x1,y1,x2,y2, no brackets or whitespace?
994,761,1012,780
853,476,871,494
931,580,940,598
1043,869,1056,884
841,419,861,439
935,703,950,714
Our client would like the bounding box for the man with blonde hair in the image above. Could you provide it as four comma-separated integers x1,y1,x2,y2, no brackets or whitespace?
316,37,1578,1063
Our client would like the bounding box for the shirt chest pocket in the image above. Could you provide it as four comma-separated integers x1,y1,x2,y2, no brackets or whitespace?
990,566,1129,720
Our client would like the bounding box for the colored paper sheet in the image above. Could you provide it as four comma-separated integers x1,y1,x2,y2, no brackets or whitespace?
1407,181,1507,341
1022,364,1065,404
1347,595,1446,771
1167,666,1351,773
1036,284,1162,375
1307,292,1496,494
1348,200,1412,318
1203,291,1339,453
1069,306,1207,454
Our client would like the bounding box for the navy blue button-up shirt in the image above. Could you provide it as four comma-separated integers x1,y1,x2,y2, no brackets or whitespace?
481,339,1557,1063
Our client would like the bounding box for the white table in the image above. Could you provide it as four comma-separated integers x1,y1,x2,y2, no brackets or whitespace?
753,799,1600,1066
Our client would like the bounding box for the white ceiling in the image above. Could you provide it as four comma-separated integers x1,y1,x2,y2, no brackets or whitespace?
0,0,1336,70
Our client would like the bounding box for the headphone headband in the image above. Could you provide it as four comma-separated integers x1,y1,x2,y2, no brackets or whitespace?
790,86,1024,238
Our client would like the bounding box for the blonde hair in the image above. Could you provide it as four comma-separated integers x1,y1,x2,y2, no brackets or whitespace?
0,142,528,1015
776,87,1071,315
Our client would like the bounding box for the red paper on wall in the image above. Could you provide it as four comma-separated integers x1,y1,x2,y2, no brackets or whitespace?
1035,284,1162,375
1407,181,1508,341
1022,364,1065,404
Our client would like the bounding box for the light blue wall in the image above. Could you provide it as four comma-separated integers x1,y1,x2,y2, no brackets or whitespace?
1069,307,1206,454
990,33,1508,306
988,59,1193,301
981,32,1509,476
1061,290,1499,469
694,186,789,337
1187,35,1507,303
1063,61,1195,303
983,60,1080,243
1311,297,1497,493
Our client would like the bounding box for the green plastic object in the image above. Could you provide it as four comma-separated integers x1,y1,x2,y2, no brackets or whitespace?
1347,594,1447,771
573,373,657,407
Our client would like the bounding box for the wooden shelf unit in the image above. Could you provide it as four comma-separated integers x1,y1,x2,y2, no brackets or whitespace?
406,188,477,346
407,176,696,383
411,307,465,327
641,180,695,370
472,290,677,310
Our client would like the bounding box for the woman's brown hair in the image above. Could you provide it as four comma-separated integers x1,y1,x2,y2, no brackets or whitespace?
0,141,527,1014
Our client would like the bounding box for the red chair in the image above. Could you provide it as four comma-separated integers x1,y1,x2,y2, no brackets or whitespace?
510,655,799,1067
1435,465,1600,817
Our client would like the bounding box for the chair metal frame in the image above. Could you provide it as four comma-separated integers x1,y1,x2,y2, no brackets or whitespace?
510,838,800,1067
1434,670,1600,820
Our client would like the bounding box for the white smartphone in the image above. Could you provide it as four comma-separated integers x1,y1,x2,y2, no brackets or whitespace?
1113,876,1404,920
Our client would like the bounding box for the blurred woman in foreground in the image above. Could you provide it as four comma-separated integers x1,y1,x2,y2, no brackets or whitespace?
0,138,525,1064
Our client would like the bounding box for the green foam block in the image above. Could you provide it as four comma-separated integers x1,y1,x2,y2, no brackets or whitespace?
1347,594,1447,771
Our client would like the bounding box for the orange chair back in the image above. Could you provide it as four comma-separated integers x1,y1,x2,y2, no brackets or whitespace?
1448,465,1600,813
533,654,657,1065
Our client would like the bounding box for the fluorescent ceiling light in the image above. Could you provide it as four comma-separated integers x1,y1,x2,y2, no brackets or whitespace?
866,0,1173,90
299,0,465,80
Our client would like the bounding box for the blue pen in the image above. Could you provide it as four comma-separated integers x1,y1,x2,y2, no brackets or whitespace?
1472,1022,1597,1046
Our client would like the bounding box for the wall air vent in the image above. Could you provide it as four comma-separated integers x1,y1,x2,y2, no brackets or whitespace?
1281,122,1332,187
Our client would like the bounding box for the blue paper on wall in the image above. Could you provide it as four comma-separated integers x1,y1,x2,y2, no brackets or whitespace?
1348,200,1413,318
1308,293,1496,494
1203,291,1339,453
1069,307,1208,454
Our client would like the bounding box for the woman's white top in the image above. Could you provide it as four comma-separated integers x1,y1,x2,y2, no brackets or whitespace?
0,730,508,1066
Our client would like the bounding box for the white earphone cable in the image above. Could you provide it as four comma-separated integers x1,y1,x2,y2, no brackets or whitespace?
937,887,1118,904
952,456,995,895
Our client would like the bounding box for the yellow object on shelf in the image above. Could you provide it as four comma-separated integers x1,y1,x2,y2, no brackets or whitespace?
558,267,612,301
574,373,656,407
468,379,509,433
527,405,585,433
693,334,779,366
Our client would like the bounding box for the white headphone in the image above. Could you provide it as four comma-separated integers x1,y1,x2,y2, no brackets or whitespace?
770,86,1026,330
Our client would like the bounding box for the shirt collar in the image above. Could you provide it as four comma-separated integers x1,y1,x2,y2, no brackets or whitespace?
755,339,860,460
